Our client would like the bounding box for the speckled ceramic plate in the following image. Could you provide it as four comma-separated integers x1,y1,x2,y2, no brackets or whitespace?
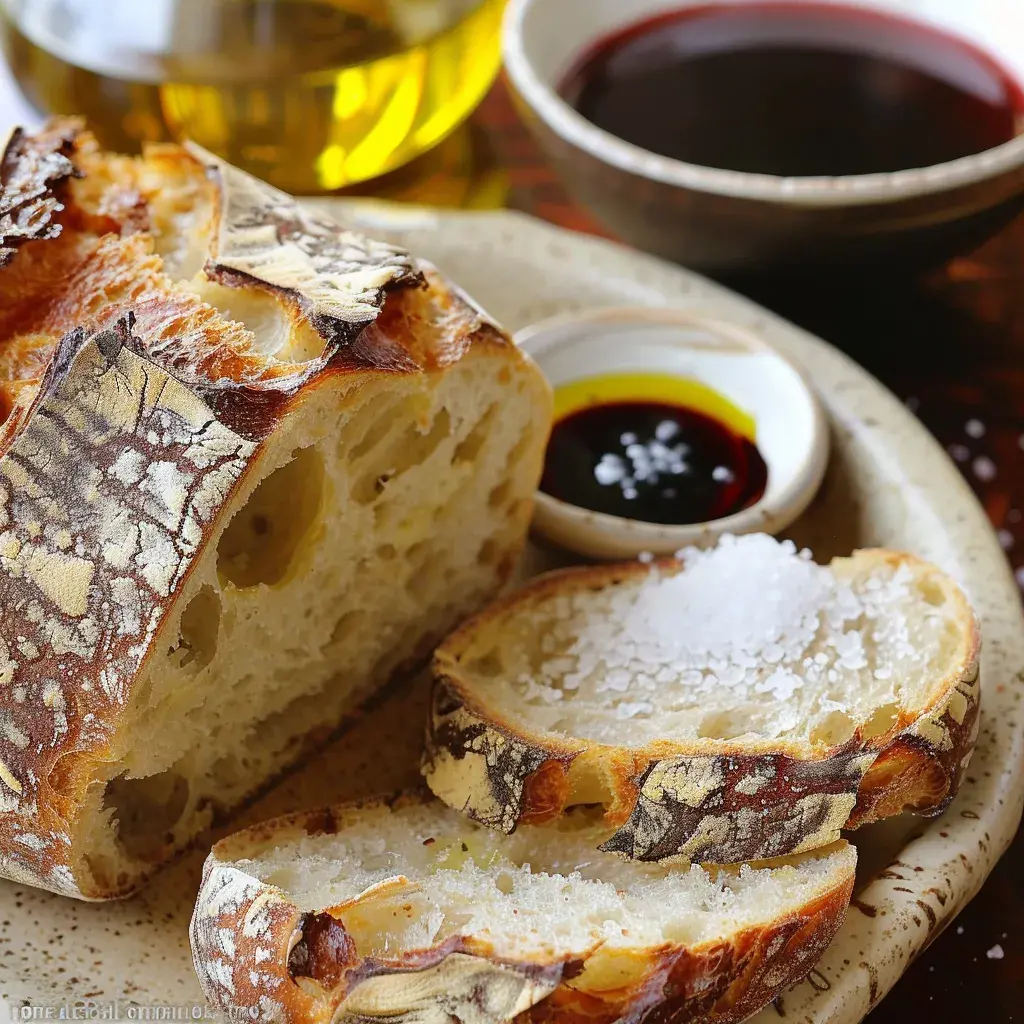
1,207,1022,1022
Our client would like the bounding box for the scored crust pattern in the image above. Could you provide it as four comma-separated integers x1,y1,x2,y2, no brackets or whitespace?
0,320,256,896
599,747,877,864
192,143,417,345
424,575,981,865
424,680,570,833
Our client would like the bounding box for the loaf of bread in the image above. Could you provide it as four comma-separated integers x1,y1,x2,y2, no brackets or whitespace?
0,122,551,899
424,534,980,864
190,793,855,1024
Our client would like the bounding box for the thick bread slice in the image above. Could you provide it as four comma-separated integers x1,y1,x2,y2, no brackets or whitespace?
0,122,551,899
190,793,856,1024
424,535,980,865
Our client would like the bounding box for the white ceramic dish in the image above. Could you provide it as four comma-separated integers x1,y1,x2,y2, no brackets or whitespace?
516,306,828,559
502,0,1024,273
1,206,1022,1024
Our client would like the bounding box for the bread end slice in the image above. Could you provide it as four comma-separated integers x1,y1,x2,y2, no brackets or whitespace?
424,541,980,865
190,794,855,1024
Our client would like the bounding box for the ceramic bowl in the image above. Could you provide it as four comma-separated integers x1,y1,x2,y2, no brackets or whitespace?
515,307,828,559
503,0,1024,275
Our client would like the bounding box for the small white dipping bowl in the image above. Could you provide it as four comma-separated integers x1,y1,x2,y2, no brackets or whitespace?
517,307,829,559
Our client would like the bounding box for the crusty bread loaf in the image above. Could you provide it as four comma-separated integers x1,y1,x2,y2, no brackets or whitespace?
190,792,855,1024
425,535,980,864
0,122,551,899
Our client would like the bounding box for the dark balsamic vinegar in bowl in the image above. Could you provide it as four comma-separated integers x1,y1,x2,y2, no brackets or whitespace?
559,2,1024,177
541,399,768,525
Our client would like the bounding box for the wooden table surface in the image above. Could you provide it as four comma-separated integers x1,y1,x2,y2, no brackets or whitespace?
1,50,1022,1019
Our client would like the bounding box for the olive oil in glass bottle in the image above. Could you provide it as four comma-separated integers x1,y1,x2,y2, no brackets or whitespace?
0,0,505,192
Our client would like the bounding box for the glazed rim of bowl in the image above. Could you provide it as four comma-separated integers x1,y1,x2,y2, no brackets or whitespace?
517,306,830,552
502,0,1024,207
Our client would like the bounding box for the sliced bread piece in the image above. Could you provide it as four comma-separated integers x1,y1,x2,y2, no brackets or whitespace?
424,534,980,865
190,793,855,1024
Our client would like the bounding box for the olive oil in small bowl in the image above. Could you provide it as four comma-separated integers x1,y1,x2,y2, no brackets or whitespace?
0,0,504,193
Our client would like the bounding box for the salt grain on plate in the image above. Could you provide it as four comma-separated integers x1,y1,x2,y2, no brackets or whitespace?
998,529,1014,550
948,444,970,463
973,456,997,482
965,418,986,438
987,944,1005,960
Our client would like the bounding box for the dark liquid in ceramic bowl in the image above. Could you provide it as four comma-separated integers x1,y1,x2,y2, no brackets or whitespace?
559,2,1024,177
541,400,768,525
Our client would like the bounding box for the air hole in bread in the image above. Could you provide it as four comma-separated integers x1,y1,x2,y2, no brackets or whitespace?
349,394,403,460
917,579,947,607
406,539,430,562
351,410,452,505
376,543,397,561
104,769,190,863
697,712,738,740
352,471,391,506
218,446,325,588
504,424,536,473
195,279,324,362
809,710,856,747
477,539,499,567
488,479,512,510
329,610,368,648
861,702,900,740
466,649,503,678
208,752,248,791
453,403,498,464
393,409,452,473
407,551,450,604
167,585,221,672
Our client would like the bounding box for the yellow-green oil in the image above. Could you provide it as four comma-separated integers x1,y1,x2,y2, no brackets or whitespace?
552,372,757,440
0,0,505,193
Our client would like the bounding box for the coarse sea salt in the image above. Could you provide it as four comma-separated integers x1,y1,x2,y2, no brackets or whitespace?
506,534,951,745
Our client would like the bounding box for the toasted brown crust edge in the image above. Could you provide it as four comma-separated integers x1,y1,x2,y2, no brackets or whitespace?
190,794,855,1024
0,119,81,266
422,552,982,864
